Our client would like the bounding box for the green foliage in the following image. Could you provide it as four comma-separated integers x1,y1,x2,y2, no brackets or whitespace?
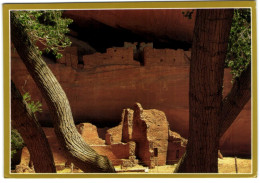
23,92,43,113
15,10,73,59
11,129,24,159
226,9,251,78
182,9,251,79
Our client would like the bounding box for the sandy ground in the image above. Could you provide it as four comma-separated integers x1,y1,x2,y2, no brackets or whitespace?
218,157,251,174
57,157,251,174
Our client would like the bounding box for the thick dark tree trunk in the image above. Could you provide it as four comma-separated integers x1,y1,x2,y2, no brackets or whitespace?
11,80,56,173
11,12,115,173
175,9,233,173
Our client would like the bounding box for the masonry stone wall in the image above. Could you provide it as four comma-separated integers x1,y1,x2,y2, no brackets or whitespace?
131,103,169,167
167,131,187,164
76,123,105,145
91,143,130,165
122,109,134,143
83,47,140,70
15,106,184,170
144,47,191,66
18,124,133,168
105,122,122,145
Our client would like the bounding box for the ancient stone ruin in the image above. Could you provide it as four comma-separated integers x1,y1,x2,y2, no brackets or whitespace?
11,40,251,164
16,103,186,172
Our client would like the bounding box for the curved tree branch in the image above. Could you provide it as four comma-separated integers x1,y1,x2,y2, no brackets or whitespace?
219,62,251,137
11,11,115,173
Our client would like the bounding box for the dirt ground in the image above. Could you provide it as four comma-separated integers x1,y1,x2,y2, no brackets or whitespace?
57,157,251,174
218,157,251,173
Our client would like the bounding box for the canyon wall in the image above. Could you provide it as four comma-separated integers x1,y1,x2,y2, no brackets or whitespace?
63,9,195,43
11,45,251,156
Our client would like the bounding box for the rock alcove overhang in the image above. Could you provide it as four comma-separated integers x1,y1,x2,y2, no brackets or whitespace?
62,9,194,53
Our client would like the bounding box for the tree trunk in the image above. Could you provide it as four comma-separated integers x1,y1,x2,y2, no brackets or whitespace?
11,80,56,173
11,12,115,173
219,62,251,137
175,9,233,173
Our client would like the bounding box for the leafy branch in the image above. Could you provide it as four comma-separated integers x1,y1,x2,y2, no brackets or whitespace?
22,92,42,113
15,10,73,59
225,9,251,79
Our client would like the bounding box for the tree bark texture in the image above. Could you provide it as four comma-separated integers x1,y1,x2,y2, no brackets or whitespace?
175,9,234,173
11,12,115,173
11,80,56,173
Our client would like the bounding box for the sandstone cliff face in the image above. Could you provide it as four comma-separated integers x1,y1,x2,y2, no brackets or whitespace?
63,9,195,44
11,42,251,157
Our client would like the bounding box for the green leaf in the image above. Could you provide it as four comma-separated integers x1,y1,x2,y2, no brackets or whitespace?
15,10,73,59
226,9,251,79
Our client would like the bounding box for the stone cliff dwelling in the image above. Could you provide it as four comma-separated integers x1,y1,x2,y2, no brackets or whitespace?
12,39,251,164
11,9,251,171
16,103,187,172
55,41,191,71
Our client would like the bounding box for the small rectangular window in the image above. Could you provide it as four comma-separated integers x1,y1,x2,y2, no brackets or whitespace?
154,148,158,157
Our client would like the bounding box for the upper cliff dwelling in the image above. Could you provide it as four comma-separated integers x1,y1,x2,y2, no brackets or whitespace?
63,10,194,53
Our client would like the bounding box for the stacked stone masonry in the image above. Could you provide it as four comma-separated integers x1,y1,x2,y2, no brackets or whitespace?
12,42,190,72
17,104,187,171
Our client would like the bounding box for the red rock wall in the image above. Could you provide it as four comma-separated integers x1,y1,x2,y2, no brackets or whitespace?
57,46,78,69
11,46,251,156
63,9,195,43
